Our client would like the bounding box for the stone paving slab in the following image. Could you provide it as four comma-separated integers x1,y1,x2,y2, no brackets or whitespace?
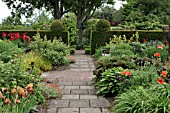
69,99,90,108
48,99,69,108
58,108,79,113
61,89,71,95
58,81,73,85
80,86,95,89
88,89,97,95
62,95,79,99
72,81,87,86
80,108,101,113
71,89,89,95
47,108,57,113
90,99,110,108
80,95,98,99
64,86,79,89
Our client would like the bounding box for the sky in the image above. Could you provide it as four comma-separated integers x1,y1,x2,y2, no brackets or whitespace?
0,0,125,23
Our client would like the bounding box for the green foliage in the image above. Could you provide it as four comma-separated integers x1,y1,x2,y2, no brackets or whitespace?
95,19,111,32
85,48,91,55
94,67,131,96
61,13,78,45
19,51,52,71
83,19,99,44
50,20,65,34
29,33,69,66
39,83,60,99
112,85,170,113
0,41,23,62
90,30,164,54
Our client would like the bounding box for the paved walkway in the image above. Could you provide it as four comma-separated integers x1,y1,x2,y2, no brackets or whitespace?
43,50,111,113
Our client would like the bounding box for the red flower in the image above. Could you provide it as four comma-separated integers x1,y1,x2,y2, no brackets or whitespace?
15,33,20,38
157,78,165,84
1,32,6,37
165,41,169,45
121,70,132,76
162,71,168,78
154,53,160,57
143,38,146,42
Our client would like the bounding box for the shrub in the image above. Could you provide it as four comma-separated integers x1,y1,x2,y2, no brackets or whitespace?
95,19,111,32
50,20,65,34
94,67,132,96
85,48,90,55
29,33,69,66
19,51,52,71
0,41,23,62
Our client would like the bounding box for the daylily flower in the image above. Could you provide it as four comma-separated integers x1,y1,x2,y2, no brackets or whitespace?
121,70,132,76
4,98,11,104
162,71,168,78
12,88,17,94
26,83,33,89
157,78,165,84
154,53,160,57
14,99,21,104
0,91,4,98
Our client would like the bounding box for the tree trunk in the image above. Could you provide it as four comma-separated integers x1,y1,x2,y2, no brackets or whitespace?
53,0,61,19
77,16,84,45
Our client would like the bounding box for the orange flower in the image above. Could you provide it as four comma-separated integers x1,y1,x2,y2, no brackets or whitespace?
0,91,4,99
157,78,165,84
4,98,11,104
121,70,132,76
154,53,160,57
26,83,33,89
18,87,25,95
12,88,17,94
15,99,21,104
162,71,168,78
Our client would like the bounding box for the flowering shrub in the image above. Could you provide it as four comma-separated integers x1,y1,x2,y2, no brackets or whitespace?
29,33,69,66
0,59,44,112
1,32,30,47
94,67,132,96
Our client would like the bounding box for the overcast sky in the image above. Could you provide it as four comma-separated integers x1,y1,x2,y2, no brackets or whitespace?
0,0,125,23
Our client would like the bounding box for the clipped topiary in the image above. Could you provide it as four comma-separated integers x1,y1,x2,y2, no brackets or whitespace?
50,20,65,33
95,19,111,32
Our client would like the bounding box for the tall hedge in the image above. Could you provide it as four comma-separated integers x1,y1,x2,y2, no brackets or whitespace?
90,30,166,54
0,30,69,44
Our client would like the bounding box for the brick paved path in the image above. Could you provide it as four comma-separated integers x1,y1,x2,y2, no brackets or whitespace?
43,50,111,113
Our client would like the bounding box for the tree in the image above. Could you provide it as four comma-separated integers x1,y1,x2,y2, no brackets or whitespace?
1,15,22,25
65,0,115,44
2,0,69,19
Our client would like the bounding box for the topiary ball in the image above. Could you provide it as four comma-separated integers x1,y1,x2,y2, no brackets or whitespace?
95,19,111,32
50,20,65,32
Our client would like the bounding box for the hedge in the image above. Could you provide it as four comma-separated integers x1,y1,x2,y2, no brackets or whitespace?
0,30,69,44
90,30,166,54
